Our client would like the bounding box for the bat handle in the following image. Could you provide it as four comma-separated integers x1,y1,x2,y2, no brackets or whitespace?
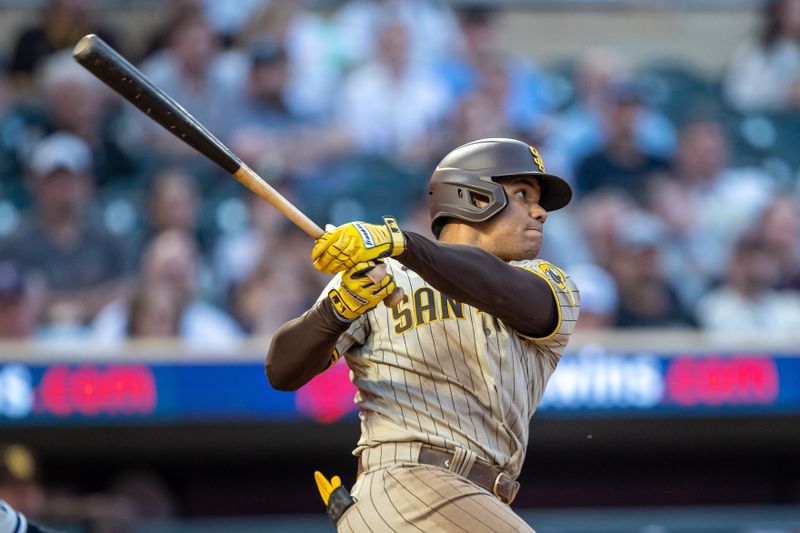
366,263,404,308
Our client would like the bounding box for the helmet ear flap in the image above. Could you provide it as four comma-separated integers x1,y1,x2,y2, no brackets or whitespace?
429,170,508,238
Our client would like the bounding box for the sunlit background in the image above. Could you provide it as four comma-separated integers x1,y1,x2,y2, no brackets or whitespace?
0,0,799,531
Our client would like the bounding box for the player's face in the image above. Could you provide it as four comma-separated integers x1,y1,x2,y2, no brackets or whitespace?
475,176,548,261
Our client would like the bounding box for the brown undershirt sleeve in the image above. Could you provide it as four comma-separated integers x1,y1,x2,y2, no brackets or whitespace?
265,298,352,391
396,231,559,338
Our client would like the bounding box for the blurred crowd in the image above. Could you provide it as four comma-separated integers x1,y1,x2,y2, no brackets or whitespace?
1,0,800,344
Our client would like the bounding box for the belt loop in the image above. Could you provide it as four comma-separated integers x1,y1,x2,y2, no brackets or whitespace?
447,447,477,478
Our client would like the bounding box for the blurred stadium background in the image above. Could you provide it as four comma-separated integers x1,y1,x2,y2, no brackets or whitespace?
0,0,799,531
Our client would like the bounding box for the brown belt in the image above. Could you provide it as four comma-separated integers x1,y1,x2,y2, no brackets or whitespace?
357,445,520,505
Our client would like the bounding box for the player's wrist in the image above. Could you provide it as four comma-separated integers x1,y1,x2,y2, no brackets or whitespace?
317,298,357,330
380,216,406,257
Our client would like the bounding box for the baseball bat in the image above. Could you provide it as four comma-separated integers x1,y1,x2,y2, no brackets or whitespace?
73,34,402,307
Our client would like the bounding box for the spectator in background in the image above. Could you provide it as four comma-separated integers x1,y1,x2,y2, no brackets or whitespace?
240,0,345,119
696,235,800,335
0,133,131,335
337,18,452,162
576,189,637,269
724,0,800,111
7,0,119,89
568,262,618,330
230,231,320,335
213,191,325,333
145,168,203,251
334,0,461,71
92,229,242,347
607,212,695,328
548,48,675,178
574,80,670,201
669,114,775,253
37,51,139,187
229,40,350,180
755,195,800,290
1,51,139,201
136,8,242,164
0,263,42,339
126,280,181,338
646,175,723,308
440,7,549,137
213,192,289,301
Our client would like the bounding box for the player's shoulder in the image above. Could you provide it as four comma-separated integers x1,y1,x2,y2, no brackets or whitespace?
509,259,571,284
510,259,579,306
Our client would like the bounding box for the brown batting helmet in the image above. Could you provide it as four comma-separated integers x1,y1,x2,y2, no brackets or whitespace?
429,138,572,238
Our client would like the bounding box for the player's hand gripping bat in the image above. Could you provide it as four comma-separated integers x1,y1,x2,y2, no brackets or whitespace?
73,34,403,308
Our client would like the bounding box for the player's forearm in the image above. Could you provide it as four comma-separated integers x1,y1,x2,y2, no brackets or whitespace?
396,231,557,336
265,299,351,391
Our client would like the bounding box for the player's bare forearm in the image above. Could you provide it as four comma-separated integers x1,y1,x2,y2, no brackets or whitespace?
396,232,557,337
265,299,351,391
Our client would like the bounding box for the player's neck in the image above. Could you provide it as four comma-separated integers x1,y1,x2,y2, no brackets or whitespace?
438,222,482,248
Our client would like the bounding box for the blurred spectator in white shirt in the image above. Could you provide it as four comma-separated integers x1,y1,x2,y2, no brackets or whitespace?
567,263,618,331
724,0,800,112
334,0,461,70
92,229,242,347
673,115,775,254
696,234,800,336
337,19,452,161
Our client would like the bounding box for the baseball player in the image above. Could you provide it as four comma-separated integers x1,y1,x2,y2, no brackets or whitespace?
266,138,580,532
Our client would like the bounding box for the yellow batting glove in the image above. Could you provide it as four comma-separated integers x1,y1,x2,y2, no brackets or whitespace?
327,261,397,322
314,471,342,506
312,216,406,275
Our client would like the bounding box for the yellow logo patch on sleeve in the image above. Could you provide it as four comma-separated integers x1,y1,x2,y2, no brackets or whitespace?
537,262,576,306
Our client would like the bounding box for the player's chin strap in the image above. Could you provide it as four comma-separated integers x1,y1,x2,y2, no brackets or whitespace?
314,471,355,526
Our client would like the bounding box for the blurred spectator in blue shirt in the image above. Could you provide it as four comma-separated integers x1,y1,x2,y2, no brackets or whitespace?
440,7,549,137
549,48,675,178
696,234,800,336
92,229,242,347
575,79,670,201
0,133,131,335
337,19,452,161
724,0,800,112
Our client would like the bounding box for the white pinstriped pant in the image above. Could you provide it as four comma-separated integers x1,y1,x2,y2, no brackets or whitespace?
337,442,535,533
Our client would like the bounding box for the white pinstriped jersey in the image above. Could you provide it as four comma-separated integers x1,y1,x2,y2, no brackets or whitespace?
321,257,580,478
